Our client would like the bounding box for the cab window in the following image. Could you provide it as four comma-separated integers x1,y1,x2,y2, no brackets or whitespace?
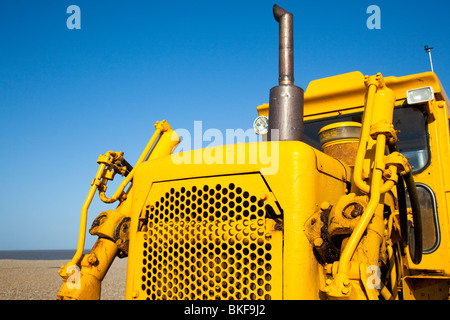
304,106,429,173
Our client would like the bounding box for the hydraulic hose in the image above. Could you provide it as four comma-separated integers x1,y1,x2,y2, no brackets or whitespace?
99,126,163,203
404,171,423,264
388,144,408,245
387,144,422,264
121,159,133,177
397,175,408,244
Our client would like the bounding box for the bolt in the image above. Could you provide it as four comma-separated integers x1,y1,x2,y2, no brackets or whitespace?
344,202,364,218
320,201,330,211
376,72,382,81
274,221,283,231
132,291,139,299
384,169,392,179
87,254,97,265
342,287,349,295
260,193,268,201
314,238,323,248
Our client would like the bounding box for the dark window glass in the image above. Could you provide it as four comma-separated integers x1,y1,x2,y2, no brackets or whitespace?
304,106,429,173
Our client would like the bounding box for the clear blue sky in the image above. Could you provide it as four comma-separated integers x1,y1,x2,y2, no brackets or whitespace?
1,0,449,250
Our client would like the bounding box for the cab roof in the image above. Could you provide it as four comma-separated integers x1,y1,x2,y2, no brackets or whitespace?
257,71,449,118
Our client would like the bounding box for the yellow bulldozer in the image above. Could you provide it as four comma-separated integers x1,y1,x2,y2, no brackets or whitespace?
56,5,450,300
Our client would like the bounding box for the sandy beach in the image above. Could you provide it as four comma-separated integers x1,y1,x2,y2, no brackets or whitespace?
0,258,128,300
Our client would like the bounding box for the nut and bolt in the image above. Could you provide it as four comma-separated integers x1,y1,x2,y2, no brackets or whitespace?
314,238,323,248
87,255,98,265
320,201,331,211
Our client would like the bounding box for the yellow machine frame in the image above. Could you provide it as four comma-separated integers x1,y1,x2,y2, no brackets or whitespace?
56,4,450,300
57,70,450,300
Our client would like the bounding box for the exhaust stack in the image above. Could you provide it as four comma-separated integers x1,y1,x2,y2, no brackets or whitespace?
268,4,304,142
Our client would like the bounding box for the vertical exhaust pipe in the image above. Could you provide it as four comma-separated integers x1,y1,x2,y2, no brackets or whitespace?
268,4,304,142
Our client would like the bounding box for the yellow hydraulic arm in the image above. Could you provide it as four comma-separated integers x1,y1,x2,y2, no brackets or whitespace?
324,73,422,299
57,120,180,300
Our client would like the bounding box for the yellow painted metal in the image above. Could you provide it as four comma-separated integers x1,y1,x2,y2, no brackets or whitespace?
314,73,432,299
403,99,450,276
135,175,283,300
303,71,448,117
57,120,180,300
352,74,399,195
263,144,347,299
89,208,127,240
60,66,450,300
403,275,450,300
303,71,367,116
71,120,179,265
123,71,449,300
318,121,361,134
257,71,449,119
57,238,118,300
99,120,179,203
146,121,181,161
69,158,109,267
125,141,348,299
326,134,388,299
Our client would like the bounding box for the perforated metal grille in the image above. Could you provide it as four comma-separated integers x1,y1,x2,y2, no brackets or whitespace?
138,179,280,300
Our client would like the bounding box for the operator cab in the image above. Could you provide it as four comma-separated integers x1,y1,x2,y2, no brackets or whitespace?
300,82,442,261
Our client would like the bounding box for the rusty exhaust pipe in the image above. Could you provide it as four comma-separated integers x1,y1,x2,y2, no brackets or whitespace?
268,4,304,142
274,4,294,86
